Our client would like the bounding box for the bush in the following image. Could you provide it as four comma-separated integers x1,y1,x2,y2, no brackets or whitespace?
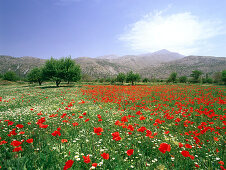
3,71,18,81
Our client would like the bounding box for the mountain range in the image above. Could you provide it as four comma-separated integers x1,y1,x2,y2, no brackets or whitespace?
0,49,225,79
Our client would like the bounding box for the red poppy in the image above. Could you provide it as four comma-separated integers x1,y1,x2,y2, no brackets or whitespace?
11,140,22,147
159,143,171,154
39,124,48,128
112,132,121,141
137,127,147,133
61,139,68,143
127,149,134,156
94,127,103,135
179,143,183,148
185,144,192,149
26,139,33,143
63,160,74,170
72,122,79,126
92,163,98,167
181,150,190,157
83,155,91,164
16,124,24,128
101,153,109,160
13,146,23,152
52,130,61,136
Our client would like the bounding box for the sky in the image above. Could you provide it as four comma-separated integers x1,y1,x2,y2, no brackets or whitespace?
0,0,226,59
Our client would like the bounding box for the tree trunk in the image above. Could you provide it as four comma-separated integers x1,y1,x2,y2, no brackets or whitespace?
132,81,134,85
38,80,42,86
56,81,61,87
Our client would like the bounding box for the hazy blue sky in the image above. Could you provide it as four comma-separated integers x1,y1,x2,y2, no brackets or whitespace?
0,0,226,58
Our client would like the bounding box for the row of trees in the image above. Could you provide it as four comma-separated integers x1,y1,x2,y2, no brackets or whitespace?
1,62,225,85
167,70,226,84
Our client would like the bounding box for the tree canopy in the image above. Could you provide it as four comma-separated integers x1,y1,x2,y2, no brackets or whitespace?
126,71,140,85
27,67,44,85
42,57,81,87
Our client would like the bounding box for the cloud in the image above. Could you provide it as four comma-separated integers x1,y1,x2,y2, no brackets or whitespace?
119,11,226,55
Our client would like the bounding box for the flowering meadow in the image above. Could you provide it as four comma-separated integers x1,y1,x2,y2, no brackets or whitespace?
0,84,225,169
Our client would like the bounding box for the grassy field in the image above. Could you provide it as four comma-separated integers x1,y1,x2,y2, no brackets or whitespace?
0,83,225,169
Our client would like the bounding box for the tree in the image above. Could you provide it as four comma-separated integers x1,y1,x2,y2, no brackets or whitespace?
27,67,44,85
179,76,187,83
126,71,140,85
42,57,81,87
62,57,81,84
116,73,126,84
0,73,2,79
167,72,177,83
3,71,18,81
213,72,222,84
222,70,226,84
190,70,202,83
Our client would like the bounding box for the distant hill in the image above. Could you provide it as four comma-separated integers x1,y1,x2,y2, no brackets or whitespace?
0,50,225,79
0,55,45,77
139,55,226,79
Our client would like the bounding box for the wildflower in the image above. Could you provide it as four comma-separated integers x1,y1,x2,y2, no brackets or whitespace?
101,153,109,160
127,149,134,156
63,160,74,170
159,143,171,154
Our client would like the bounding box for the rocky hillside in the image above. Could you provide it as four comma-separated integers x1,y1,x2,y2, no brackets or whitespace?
0,50,225,79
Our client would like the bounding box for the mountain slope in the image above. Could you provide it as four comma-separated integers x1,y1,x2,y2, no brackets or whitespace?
0,51,225,79
140,56,226,79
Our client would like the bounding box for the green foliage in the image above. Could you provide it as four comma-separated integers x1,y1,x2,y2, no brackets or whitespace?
213,72,222,84
62,57,81,84
27,67,44,85
116,73,126,84
222,70,226,84
81,74,93,82
167,72,177,83
142,78,149,83
179,76,187,83
126,71,140,85
190,70,202,83
42,57,81,87
0,73,2,78
3,71,18,81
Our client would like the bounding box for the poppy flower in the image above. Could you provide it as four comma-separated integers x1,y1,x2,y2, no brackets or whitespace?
159,143,171,154
63,160,74,170
26,139,33,143
181,150,190,157
39,124,48,128
92,163,98,167
13,146,23,152
61,139,68,143
112,132,121,141
94,127,103,135
101,153,109,160
137,127,147,133
16,124,24,128
11,140,22,147
72,122,79,126
185,144,192,149
83,155,91,164
127,149,134,156
52,130,61,136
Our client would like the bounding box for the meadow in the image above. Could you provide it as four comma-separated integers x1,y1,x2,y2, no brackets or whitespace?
0,83,225,170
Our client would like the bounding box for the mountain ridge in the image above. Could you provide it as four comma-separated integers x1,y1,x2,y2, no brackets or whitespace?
0,49,225,79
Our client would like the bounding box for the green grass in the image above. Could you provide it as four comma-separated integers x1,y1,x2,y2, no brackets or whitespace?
0,83,225,169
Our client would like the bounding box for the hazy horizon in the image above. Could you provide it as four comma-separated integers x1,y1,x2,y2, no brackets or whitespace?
1,0,226,59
